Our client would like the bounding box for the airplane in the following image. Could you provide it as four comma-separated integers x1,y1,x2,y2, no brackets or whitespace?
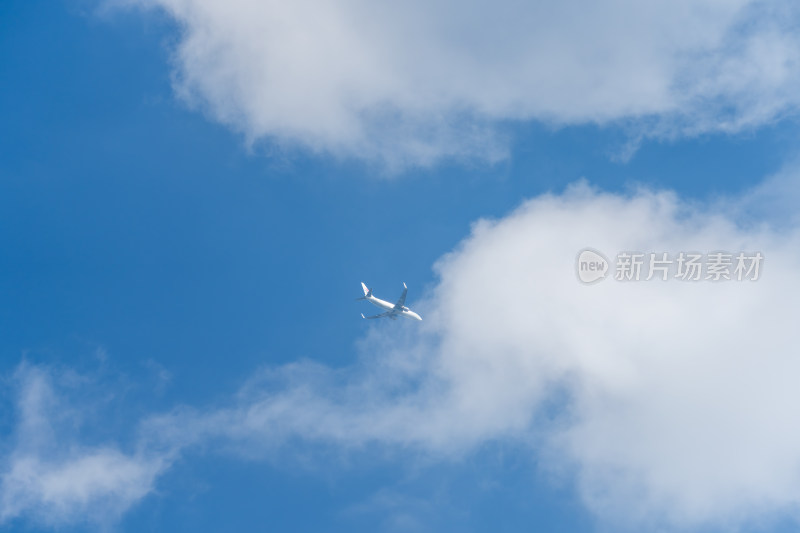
357,282,422,321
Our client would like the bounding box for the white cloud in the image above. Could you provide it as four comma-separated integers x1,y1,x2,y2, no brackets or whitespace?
726,161,800,228
135,172,800,529
121,0,800,167
8,173,800,529
0,365,170,528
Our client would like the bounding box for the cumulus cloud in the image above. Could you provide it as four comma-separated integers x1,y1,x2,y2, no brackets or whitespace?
8,173,800,529
138,173,800,530
120,0,800,167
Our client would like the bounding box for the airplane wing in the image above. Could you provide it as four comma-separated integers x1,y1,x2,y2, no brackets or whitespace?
361,311,396,320
393,283,408,309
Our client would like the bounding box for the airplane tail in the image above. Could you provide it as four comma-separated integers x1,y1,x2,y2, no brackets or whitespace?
356,282,373,300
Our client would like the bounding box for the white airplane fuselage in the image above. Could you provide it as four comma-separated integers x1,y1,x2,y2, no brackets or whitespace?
365,295,422,321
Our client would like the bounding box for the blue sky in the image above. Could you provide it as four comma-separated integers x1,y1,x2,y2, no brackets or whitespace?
3,1,800,532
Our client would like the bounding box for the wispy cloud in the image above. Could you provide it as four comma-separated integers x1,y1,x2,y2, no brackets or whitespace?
0,365,171,529
117,0,800,168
